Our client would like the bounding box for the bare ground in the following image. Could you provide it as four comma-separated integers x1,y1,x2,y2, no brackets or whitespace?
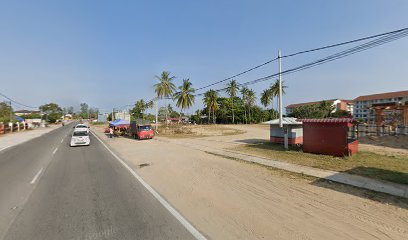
359,135,408,156
93,125,408,240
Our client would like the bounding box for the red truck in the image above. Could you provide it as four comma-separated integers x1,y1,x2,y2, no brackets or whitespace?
130,120,155,140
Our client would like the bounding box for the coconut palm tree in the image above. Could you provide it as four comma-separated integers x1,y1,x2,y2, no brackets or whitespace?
174,79,195,122
146,100,154,109
203,91,211,124
246,89,256,123
240,87,249,124
270,79,287,112
319,100,334,118
203,89,219,124
154,71,176,126
225,79,239,124
261,89,272,108
133,99,154,119
136,99,146,119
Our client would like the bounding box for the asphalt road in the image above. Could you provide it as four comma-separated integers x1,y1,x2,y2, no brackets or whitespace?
0,124,198,240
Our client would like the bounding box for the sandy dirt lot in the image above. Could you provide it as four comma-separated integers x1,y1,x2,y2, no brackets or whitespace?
359,135,408,156
160,124,270,150
93,125,408,240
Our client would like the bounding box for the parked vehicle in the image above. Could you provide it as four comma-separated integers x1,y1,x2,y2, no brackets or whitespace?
70,130,90,146
130,120,154,140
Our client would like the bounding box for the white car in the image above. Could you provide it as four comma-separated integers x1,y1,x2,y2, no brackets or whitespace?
73,124,90,133
70,130,90,147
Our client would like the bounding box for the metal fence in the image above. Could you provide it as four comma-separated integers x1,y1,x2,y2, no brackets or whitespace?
0,122,29,135
349,124,408,138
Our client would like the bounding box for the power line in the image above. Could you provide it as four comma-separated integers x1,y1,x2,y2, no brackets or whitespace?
240,30,408,87
113,28,408,110
194,29,408,96
194,27,408,92
0,92,38,109
194,57,279,92
281,27,408,58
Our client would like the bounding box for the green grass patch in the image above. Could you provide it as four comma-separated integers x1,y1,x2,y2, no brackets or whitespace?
231,142,408,185
90,122,107,126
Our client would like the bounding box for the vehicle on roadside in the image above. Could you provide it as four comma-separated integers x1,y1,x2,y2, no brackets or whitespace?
73,123,90,133
70,130,90,147
129,120,155,140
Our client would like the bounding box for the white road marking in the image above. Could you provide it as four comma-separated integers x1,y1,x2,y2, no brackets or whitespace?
61,138,64,143
91,131,207,240
52,148,58,155
30,168,43,184
0,146,11,152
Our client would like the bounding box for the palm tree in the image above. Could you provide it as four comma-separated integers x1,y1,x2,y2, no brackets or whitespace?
246,89,256,123
261,89,275,119
225,80,239,124
319,100,334,118
203,91,211,124
240,87,249,124
270,79,287,113
154,71,176,126
194,109,202,124
203,89,219,124
136,99,146,119
174,79,195,122
133,99,154,119
261,89,272,108
146,100,154,109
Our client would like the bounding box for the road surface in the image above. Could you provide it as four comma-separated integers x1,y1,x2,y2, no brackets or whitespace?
0,123,198,240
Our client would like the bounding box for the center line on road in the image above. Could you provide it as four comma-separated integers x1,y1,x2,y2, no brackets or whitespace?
30,168,43,184
52,148,58,155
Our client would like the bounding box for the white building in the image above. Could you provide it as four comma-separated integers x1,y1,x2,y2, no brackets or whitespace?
286,99,353,115
114,111,131,121
353,90,408,123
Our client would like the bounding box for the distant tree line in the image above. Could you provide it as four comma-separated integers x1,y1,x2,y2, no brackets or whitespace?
146,71,284,125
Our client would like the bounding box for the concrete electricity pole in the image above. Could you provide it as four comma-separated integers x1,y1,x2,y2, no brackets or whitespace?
155,98,158,132
9,101,12,122
278,50,289,149
278,50,283,128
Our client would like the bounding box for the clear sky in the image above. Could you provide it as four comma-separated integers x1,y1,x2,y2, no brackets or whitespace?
1,0,407,114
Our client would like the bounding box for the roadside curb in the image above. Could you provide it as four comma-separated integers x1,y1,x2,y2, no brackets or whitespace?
157,138,408,199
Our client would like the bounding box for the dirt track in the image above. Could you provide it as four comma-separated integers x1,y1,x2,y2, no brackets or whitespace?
94,125,408,240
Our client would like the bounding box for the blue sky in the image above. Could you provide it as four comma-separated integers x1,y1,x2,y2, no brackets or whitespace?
1,0,407,114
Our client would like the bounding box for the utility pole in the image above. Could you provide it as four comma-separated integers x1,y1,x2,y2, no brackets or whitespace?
9,101,12,122
278,50,283,128
155,98,158,132
278,50,288,149
112,108,115,121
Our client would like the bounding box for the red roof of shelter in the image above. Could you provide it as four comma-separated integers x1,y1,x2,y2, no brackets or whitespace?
300,118,354,123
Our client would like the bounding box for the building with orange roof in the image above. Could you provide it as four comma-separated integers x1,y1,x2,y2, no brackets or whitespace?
353,90,408,125
286,99,353,115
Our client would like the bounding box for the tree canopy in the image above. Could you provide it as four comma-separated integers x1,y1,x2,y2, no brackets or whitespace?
0,102,13,123
39,103,63,123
